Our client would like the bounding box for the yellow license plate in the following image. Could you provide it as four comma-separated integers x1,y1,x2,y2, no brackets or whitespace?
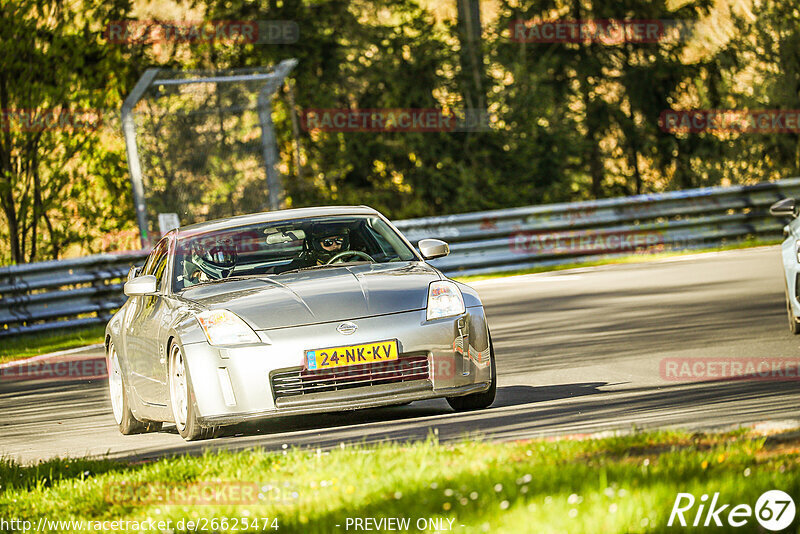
305,340,398,371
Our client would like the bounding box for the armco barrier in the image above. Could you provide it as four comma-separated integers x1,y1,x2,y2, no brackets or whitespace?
0,251,148,337
397,178,800,276
2,179,799,337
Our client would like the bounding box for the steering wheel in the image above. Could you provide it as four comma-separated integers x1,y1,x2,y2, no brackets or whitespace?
190,260,232,282
326,250,375,265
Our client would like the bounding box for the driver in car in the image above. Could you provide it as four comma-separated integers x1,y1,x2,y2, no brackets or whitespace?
312,227,350,265
275,224,361,274
184,236,237,285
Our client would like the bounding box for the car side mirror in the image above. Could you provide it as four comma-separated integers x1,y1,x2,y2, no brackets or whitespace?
418,239,450,260
124,275,157,296
127,265,142,282
770,198,797,217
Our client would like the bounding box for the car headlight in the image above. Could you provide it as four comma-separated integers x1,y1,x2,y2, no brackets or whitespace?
196,309,260,346
427,280,465,321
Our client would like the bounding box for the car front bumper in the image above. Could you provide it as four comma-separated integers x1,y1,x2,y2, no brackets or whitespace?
180,306,492,426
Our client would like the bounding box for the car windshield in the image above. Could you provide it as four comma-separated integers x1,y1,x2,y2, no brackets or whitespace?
173,215,418,292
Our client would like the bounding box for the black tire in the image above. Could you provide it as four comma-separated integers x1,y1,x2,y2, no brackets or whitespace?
168,342,216,441
108,343,162,435
786,288,800,335
446,336,497,412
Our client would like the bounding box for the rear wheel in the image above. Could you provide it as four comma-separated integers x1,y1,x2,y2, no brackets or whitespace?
108,343,162,435
446,336,497,412
786,288,800,335
169,343,216,441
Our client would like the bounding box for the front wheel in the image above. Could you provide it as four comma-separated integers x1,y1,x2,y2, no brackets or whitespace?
108,343,162,435
169,342,216,441
446,336,497,412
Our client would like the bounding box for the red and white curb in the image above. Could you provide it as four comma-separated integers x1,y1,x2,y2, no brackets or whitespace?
0,344,107,382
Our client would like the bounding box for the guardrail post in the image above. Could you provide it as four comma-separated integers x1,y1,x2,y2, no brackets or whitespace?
122,68,161,249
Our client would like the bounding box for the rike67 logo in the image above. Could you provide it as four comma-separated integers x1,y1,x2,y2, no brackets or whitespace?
668,490,795,531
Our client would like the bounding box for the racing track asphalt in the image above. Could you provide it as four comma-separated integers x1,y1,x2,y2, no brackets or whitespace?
2,246,799,464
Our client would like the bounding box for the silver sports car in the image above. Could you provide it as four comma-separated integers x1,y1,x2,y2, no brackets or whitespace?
105,206,496,440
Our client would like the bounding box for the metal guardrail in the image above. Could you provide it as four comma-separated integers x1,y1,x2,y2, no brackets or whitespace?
2,179,799,337
0,251,148,337
399,178,800,276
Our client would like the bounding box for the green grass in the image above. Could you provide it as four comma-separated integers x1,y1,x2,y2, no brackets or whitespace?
454,239,781,283
2,429,799,533
0,324,105,365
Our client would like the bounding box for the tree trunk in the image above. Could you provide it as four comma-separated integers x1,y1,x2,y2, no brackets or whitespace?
629,135,643,196
0,193,21,264
27,146,45,262
573,0,604,198
456,0,485,111
0,66,22,263
284,80,305,185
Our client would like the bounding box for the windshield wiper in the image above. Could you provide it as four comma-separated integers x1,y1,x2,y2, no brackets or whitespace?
191,274,274,286
276,264,342,276
277,262,372,276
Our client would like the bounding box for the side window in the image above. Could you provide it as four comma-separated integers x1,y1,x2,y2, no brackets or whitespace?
368,218,416,261
142,238,169,291
368,225,393,255
152,251,169,290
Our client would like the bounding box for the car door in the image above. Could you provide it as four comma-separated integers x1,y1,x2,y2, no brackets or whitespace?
127,237,171,405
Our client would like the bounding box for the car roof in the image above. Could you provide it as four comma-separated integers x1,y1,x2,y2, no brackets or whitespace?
175,205,381,238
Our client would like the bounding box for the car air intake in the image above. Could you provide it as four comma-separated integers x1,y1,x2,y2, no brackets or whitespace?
271,354,430,399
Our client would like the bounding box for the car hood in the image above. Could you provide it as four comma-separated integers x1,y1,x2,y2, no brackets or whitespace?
178,261,441,330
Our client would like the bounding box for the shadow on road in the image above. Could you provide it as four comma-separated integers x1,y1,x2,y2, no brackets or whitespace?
151,383,610,441
109,376,800,462
2,372,799,463
154,384,584,439
493,383,608,407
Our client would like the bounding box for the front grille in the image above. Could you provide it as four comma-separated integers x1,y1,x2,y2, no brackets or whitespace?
271,355,430,399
